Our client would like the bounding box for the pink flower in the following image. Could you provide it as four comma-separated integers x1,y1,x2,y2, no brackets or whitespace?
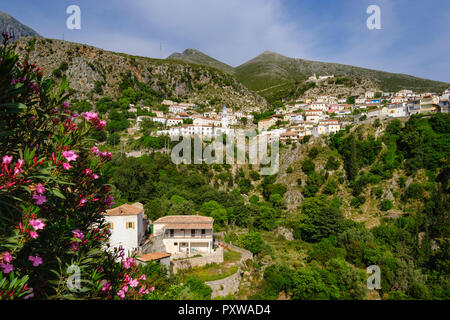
79,198,87,206
0,263,13,274
71,242,80,252
92,174,99,180
2,155,13,165
117,289,125,299
28,255,43,267
29,231,38,239
62,163,71,170
123,257,135,270
139,274,146,281
82,112,98,121
62,102,70,109
98,120,107,130
101,280,111,292
29,219,46,230
129,278,139,288
91,146,99,155
72,229,84,240
62,150,79,162
17,158,24,168
32,194,47,205
85,169,92,175
36,183,46,194
2,252,13,263
105,195,115,209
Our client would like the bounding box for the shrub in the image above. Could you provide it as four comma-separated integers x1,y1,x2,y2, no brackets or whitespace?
0,35,153,300
379,199,393,211
237,232,263,255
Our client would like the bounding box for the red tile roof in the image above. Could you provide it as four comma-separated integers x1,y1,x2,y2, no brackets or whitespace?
104,204,143,216
136,252,171,262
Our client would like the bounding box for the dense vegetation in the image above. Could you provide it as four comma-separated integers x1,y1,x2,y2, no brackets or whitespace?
103,111,449,300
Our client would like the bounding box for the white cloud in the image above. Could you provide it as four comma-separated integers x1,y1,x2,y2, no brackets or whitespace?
118,0,317,66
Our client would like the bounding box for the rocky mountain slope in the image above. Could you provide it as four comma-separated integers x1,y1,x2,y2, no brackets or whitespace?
12,37,267,112
0,11,40,41
170,49,449,103
168,48,235,75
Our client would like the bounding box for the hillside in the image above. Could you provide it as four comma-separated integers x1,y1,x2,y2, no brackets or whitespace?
12,37,267,112
168,48,235,75
0,11,40,41
234,51,450,102
169,49,449,103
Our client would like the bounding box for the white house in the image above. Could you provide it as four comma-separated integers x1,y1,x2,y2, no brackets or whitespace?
167,118,184,126
365,92,375,99
151,117,167,125
169,105,187,114
310,102,328,111
193,116,222,127
387,105,408,117
103,203,147,258
153,215,214,254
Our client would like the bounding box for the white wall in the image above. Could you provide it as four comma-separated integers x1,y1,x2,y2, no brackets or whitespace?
105,213,145,258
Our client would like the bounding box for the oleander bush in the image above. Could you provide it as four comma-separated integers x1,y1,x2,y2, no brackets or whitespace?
0,33,154,300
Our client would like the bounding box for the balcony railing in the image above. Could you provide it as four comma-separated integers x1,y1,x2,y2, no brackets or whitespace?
164,235,212,239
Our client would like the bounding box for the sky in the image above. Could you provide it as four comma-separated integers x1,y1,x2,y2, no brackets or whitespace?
2,0,449,82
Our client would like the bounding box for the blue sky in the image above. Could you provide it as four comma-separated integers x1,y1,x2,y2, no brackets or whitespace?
2,0,449,82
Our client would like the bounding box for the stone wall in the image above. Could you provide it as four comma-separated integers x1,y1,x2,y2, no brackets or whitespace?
139,234,165,255
205,271,242,299
204,241,253,299
171,247,224,273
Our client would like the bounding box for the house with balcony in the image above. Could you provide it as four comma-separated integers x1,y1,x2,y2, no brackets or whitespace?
420,95,440,114
152,215,214,255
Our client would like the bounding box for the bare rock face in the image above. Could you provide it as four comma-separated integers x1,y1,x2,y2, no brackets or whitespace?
274,227,294,241
0,11,40,41
12,37,268,112
383,188,395,201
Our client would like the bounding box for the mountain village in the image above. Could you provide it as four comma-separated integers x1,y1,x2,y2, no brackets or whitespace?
127,87,450,144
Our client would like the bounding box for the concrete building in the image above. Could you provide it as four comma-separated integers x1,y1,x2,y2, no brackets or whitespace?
167,118,184,126
258,118,277,131
103,203,147,258
420,95,440,114
136,252,171,269
153,215,214,255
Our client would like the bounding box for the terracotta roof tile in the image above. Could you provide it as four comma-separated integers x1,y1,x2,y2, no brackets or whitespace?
104,204,143,216
136,252,171,262
154,215,213,224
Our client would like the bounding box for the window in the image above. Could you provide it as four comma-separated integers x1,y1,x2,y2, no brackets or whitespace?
174,242,178,246
169,229,174,238
191,229,196,237
126,222,135,229
201,229,206,236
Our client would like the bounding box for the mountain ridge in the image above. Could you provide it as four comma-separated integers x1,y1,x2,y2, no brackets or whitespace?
0,11,40,41
168,48,235,75
170,48,450,102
